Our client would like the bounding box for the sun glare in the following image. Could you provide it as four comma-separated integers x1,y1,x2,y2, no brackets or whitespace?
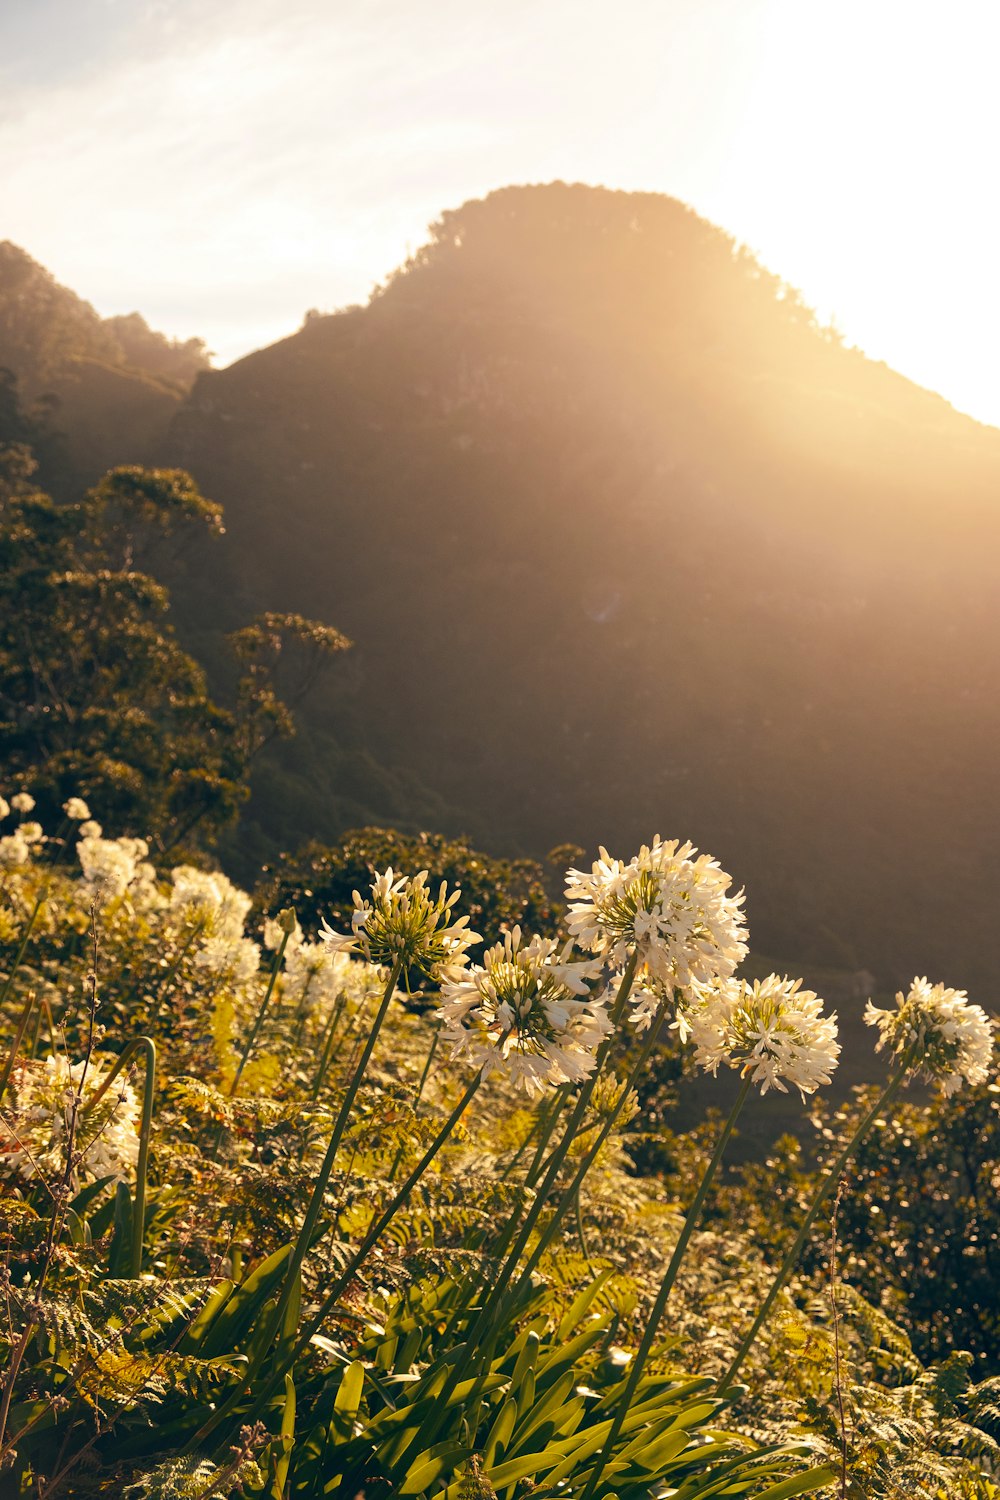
685,0,1000,425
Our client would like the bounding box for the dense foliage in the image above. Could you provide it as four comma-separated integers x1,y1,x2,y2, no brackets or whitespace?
0,805,998,1497
0,449,350,855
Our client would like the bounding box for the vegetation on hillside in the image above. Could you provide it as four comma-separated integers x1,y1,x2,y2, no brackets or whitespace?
1,803,998,1497
155,183,1000,1002
0,411,349,855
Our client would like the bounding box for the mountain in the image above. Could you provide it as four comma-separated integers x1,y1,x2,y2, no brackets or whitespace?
0,241,208,484
5,184,1000,1000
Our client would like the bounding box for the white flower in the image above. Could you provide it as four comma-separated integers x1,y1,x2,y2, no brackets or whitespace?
194,935,260,985
10,792,35,813
0,833,31,869
865,977,995,1096
625,975,679,1033
565,838,748,988
63,797,91,820
0,796,9,820
263,914,302,951
18,822,44,845
321,868,480,982
170,866,252,941
0,1054,140,1188
687,974,840,1098
440,927,610,1094
77,835,141,902
78,820,103,839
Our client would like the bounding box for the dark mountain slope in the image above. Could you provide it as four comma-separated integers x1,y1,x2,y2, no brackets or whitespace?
35,183,1000,995
0,241,208,485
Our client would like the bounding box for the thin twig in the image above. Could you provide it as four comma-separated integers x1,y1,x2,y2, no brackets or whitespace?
830,1176,848,1500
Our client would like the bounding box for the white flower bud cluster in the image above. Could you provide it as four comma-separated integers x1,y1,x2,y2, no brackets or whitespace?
0,791,42,867
170,866,253,936
565,838,748,989
321,868,480,983
440,927,610,1094
0,1054,140,1188
77,834,150,904
686,973,841,1098
169,866,260,982
865,977,995,1096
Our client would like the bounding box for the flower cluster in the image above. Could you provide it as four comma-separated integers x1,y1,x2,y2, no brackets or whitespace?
171,865,253,936
0,1054,140,1188
264,914,369,1016
440,927,609,1093
168,865,261,983
565,838,748,988
686,973,840,1098
77,833,151,904
865,977,995,1096
321,868,480,982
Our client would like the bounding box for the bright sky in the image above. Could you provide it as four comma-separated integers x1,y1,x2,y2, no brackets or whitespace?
2,0,999,426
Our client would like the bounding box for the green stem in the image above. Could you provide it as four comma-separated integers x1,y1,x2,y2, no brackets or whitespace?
248,1069,483,1423
83,1036,157,1278
227,929,292,1096
511,1001,671,1295
310,992,346,1102
145,919,204,1037
418,953,643,1468
501,1084,567,1183
291,970,318,1047
717,1058,913,1395
414,1026,440,1107
193,957,403,1448
472,950,640,1333
522,1082,573,1188
582,1071,753,1500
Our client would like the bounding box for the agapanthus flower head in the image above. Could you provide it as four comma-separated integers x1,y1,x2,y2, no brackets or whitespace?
687,973,840,1098
19,821,44,845
64,797,91,820
589,1070,640,1127
78,820,102,839
0,796,9,820
440,926,609,1094
0,833,31,869
320,868,480,982
10,792,35,814
865,977,995,1096
170,866,252,941
194,935,260,985
625,974,680,1033
0,1053,140,1188
77,834,144,903
565,838,748,988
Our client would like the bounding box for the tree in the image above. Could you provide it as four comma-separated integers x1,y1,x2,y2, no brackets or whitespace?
0,461,350,854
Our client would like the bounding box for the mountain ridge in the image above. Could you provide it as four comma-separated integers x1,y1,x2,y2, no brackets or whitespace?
3,183,999,998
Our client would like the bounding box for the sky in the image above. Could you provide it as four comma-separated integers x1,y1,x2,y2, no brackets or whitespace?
2,0,999,426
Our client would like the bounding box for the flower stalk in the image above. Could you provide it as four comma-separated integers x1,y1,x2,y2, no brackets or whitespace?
717,1052,916,1395
82,1036,157,1277
193,955,403,1448
226,922,293,1097
583,1071,754,1499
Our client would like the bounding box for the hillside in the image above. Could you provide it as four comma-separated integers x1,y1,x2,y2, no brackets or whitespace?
157,184,1000,998
0,240,208,482
4,183,1000,1000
